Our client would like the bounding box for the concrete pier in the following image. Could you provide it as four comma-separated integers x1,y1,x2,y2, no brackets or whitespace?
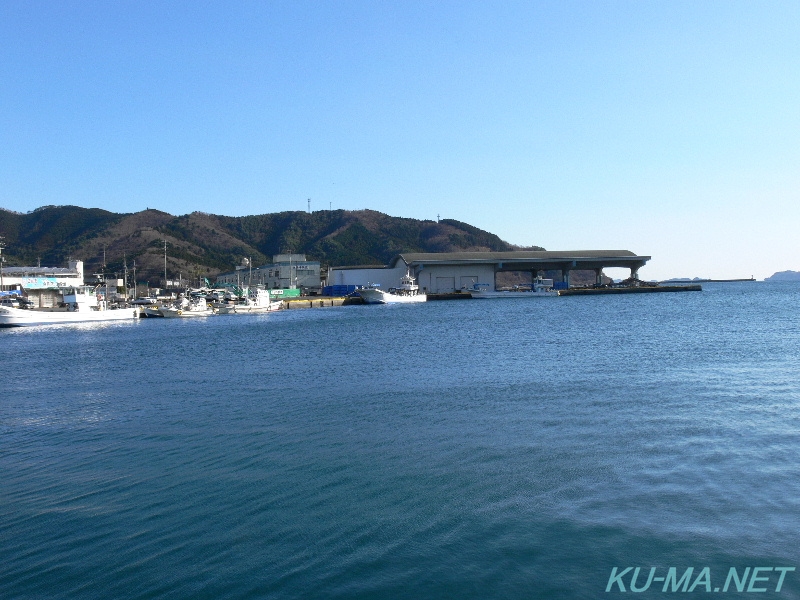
558,284,701,296
426,292,473,301
283,296,363,309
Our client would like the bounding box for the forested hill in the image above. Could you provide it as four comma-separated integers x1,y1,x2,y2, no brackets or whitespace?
0,206,542,282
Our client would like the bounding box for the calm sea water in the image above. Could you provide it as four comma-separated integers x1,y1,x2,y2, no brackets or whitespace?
2,282,799,599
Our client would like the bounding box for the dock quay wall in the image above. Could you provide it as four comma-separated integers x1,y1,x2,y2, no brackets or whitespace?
283,296,364,309
426,292,473,301
285,285,704,307
558,285,702,296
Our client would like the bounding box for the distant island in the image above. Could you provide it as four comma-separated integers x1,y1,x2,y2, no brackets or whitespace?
765,270,800,282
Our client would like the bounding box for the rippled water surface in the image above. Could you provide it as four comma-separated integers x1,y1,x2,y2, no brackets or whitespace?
2,282,799,598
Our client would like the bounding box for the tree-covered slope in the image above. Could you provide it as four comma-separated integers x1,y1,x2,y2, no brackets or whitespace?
0,206,542,283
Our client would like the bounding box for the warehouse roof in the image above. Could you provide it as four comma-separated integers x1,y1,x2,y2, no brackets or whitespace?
395,250,643,263
385,250,650,270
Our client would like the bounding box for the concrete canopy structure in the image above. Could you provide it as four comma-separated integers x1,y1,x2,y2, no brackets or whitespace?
405,250,649,285
330,250,650,293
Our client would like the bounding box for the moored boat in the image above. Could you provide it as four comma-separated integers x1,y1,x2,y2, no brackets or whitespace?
215,289,283,314
159,295,215,318
467,277,557,299
0,287,138,327
358,271,427,304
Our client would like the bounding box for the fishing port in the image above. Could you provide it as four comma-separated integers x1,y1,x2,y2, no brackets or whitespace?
0,248,713,327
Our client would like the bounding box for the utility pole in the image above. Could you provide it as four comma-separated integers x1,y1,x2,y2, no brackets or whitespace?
163,239,168,288
0,236,5,291
308,198,311,213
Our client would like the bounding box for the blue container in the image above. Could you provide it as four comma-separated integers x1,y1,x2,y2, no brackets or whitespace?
323,285,357,296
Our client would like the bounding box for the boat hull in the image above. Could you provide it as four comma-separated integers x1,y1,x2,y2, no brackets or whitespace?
159,307,214,318
0,307,138,327
358,289,427,304
215,301,283,314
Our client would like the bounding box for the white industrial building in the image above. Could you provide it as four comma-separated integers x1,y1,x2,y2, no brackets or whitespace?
216,254,321,293
330,251,651,293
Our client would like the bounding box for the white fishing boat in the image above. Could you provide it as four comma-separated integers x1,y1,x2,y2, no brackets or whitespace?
215,289,283,314
467,277,557,299
358,271,427,304
131,297,165,318
140,306,165,318
0,287,138,327
159,295,215,318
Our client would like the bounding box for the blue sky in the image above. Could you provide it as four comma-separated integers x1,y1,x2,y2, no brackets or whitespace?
1,1,798,279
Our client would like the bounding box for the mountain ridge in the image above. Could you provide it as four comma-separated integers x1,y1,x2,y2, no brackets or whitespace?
0,206,543,284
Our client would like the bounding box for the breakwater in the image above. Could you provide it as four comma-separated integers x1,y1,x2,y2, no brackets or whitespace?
558,284,702,296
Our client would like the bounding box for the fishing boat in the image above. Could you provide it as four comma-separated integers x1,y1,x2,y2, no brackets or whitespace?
0,287,138,327
131,297,165,318
358,271,427,304
466,277,557,299
159,295,214,318
215,289,282,314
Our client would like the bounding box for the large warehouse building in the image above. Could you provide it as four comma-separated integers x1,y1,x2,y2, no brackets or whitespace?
330,251,651,293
